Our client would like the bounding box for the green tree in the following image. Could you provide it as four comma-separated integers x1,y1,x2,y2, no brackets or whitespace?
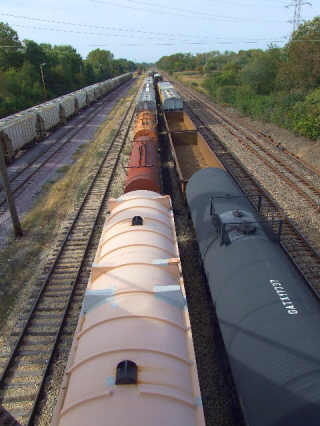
240,47,282,95
277,16,320,91
87,49,114,80
0,22,23,70
23,40,47,68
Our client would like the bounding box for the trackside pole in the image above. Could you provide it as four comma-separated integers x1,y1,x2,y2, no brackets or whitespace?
0,143,23,237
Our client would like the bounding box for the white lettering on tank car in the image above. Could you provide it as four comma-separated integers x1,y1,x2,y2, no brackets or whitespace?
270,280,298,315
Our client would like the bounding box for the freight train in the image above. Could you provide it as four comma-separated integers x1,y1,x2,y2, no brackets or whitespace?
125,78,160,193
157,81,183,111
135,76,157,113
49,74,320,425
51,75,204,426
0,73,132,163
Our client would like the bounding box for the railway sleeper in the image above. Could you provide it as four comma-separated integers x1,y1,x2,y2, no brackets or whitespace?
49,256,83,263
1,387,38,402
38,284,75,291
21,338,55,348
51,264,80,270
38,293,76,301
33,303,69,312
25,322,61,331
25,306,65,313
29,294,68,302
43,287,74,295
50,270,79,276
0,407,22,425
2,379,40,390
11,329,57,337
15,350,52,361
38,276,77,283
2,406,29,420
6,370,42,382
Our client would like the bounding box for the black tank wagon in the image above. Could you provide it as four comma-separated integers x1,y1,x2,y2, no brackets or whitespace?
186,167,320,426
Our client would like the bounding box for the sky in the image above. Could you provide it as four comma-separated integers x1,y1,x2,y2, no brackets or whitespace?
1,0,320,63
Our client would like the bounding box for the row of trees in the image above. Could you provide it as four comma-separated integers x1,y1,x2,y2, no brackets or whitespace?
157,17,320,140
0,22,136,118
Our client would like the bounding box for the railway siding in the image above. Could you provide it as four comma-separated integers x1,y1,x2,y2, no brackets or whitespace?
0,85,139,425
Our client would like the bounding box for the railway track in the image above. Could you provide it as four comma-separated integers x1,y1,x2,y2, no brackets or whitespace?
0,80,133,216
165,78,320,296
172,79,320,211
0,92,137,425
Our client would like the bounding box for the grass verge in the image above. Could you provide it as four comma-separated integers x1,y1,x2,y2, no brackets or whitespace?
174,71,208,95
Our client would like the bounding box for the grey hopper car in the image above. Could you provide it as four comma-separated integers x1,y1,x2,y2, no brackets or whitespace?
158,81,183,111
0,73,132,162
136,82,157,112
31,102,60,132
144,76,153,84
186,167,320,426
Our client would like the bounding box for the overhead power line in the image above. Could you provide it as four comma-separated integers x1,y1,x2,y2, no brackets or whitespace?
6,21,288,47
5,22,209,44
0,12,206,42
1,12,289,45
89,0,287,23
9,21,288,45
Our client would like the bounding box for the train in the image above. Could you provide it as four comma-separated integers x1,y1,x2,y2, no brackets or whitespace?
139,75,320,425
15,72,319,425
157,81,183,111
186,167,320,426
125,78,160,193
135,76,157,113
52,75,204,426
0,73,132,163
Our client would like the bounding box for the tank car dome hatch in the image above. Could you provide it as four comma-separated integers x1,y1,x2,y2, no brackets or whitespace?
131,216,143,226
213,209,258,246
116,360,138,385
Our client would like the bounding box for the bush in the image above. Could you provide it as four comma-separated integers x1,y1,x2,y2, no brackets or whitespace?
288,100,320,139
250,95,275,121
234,86,256,115
203,77,218,99
216,85,237,105
269,91,305,128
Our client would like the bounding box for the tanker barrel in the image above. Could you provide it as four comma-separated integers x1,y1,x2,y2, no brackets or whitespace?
186,167,320,426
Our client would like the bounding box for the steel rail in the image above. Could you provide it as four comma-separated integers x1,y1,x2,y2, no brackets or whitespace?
198,100,320,206
170,78,320,210
183,101,320,298
168,74,320,180
0,91,137,425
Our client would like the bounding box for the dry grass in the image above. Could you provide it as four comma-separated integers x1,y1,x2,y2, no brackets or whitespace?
174,72,208,94
0,81,139,336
